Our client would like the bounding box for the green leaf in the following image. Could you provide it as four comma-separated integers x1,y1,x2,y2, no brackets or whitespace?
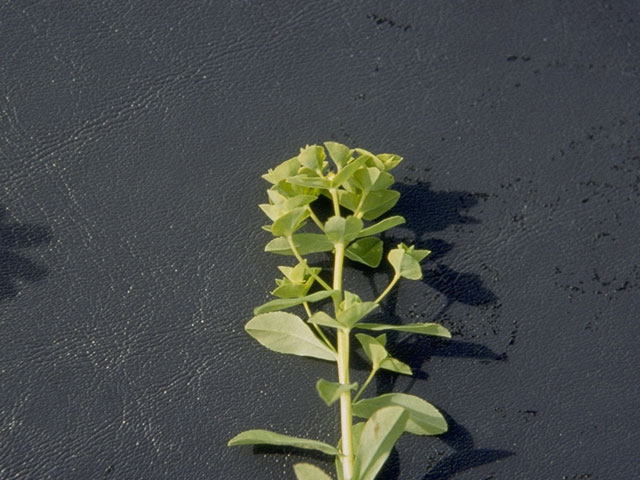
387,243,431,280
265,234,333,256
331,155,370,188
352,167,380,191
357,216,406,238
259,203,282,221
287,175,332,189
377,153,403,170
254,290,337,315
356,322,451,339
355,333,411,375
271,280,312,299
336,190,360,212
245,312,336,361
262,157,300,184
278,262,310,283
294,463,334,480
354,148,386,170
352,393,448,436
298,145,326,170
316,379,357,406
324,141,351,168
345,237,383,268
228,429,338,456
282,194,318,211
352,406,409,480
361,190,401,221
355,333,388,366
324,215,363,245
308,311,345,329
353,167,394,191
379,356,412,375
272,207,309,236
337,301,378,328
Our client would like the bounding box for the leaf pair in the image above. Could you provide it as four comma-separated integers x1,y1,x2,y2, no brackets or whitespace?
272,263,321,299
356,333,412,375
388,242,432,280
230,408,413,480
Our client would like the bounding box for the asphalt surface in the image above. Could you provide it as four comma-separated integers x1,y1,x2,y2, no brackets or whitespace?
1,2,639,479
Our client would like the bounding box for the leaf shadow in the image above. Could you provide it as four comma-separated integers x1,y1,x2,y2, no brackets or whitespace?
0,206,52,302
420,411,514,480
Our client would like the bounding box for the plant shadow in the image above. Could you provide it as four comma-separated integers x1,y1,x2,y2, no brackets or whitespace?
349,180,513,479
0,206,53,301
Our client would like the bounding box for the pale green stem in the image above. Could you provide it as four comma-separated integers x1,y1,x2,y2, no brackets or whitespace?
286,236,332,291
306,205,324,231
333,242,354,480
304,301,336,353
329,188,341,217
374,273,401,304
353,366,378,403
353,190,369,219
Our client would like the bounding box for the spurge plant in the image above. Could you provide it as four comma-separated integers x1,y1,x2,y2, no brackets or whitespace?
228,142,451,480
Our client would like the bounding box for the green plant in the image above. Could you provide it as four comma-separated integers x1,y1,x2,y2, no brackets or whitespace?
228,142,451,480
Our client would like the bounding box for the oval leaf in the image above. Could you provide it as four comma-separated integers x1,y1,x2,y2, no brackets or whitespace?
352,406,409,480
379,356,412,376
357,216,406,238
356,322,451,339
254,290,337,315
287,175,332,189
245,312,336,361
262,157,300,184
298,145,325,170
387,247,422,280
355,333,388,366
316,379,357,406
361,190,400,221
324,141,351,168
324,215,363,245
331,155,369,188
345,237,383,268
272,207,309,237
308,311,345,329
294,463,334,480
265,234,333,256
337,301,378,328
352,393,448,436
228,429,338,456
355,333,412,375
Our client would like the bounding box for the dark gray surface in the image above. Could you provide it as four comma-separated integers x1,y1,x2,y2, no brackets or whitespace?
1,1,639,479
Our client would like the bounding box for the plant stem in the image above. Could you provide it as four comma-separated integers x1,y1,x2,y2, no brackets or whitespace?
374,273,401,304
353,190,368,219
306,205,324,230
333,242,355,480
329,188,341,217
353,366,378,403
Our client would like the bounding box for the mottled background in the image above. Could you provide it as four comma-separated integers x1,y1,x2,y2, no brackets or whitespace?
1,1,639,479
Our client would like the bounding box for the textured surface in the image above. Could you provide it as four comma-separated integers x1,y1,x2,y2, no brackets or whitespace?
1,1,639,479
